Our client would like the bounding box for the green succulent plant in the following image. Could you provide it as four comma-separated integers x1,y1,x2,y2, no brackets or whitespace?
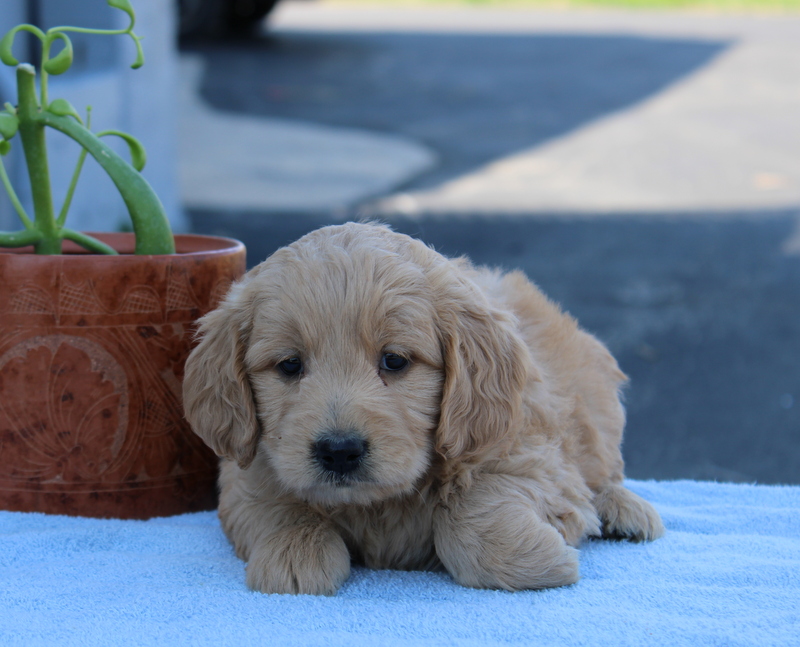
0,0,175,255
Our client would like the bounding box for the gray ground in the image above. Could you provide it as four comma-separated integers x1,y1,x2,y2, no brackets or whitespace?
182,2,800,485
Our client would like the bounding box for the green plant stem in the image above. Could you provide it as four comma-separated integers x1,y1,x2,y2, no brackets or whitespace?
40,111,175,255
53,27,131,36
60,228,119,254
0,154,34,228
40,38,51,106
56,106,91,227
16,64,60,254
0,228,43,247
57,147,88,227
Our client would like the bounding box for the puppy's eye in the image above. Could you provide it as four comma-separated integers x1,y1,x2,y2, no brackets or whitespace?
380,353,409,372
278,357,303,377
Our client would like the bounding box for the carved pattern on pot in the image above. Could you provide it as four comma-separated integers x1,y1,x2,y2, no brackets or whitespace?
0,334,129,483
60,279,106,315
166,270,200,312
59,278,163,317
119,286,161,315
10,285,56,315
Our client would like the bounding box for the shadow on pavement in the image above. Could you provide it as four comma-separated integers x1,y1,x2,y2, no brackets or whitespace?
187,30,729,189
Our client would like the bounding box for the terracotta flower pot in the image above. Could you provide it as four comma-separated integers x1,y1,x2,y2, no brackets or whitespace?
0,233,246,519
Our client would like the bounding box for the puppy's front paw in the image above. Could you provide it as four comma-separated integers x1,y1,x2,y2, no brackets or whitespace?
246,524,351,595
594,484,664,542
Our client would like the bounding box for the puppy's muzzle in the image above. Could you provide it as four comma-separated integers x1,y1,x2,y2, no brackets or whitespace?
313,434,368,476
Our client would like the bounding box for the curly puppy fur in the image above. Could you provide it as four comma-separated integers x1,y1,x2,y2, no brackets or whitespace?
183,222,663,595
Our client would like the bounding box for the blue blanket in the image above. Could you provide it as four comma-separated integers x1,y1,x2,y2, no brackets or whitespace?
1,480,798,646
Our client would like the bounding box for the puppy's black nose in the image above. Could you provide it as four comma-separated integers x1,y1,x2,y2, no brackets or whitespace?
314,435,367,475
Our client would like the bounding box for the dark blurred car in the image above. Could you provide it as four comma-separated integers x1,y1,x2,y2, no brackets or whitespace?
178,0,280,39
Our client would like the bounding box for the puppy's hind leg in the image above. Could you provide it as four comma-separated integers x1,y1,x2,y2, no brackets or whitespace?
593,483,664,542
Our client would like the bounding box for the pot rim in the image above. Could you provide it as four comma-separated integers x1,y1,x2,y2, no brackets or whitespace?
0,232,245,259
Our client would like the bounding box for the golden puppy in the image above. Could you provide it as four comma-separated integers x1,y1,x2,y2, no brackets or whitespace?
183,222,663,595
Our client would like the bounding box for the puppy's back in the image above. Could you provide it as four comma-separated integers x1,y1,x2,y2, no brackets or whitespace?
471,267,628,489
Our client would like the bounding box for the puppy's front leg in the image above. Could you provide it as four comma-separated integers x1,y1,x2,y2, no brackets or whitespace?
433,473,580,591
247,510,350,596
221,496,350,595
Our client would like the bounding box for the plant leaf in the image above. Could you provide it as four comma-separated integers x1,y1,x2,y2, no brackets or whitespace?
43,33,73,75
0,113,19,139
0,27,20,66
44,112,174,255
0,140,10,156
107,0,136,23
0,24,46,67
131,35,144,69
97,130,146,171
47,98,82,122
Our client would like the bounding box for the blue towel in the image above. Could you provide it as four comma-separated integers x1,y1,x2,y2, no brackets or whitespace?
1,480,798,646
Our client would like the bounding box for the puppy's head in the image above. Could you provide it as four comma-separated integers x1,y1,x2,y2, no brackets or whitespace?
183,223,529,506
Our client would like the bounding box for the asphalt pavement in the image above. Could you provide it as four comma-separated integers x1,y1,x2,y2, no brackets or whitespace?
181,1,800,484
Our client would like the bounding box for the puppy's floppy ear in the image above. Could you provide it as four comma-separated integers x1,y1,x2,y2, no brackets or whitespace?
182,281,260,469
434,269,530,461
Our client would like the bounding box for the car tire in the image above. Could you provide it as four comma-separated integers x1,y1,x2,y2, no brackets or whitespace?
178,0,280,40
